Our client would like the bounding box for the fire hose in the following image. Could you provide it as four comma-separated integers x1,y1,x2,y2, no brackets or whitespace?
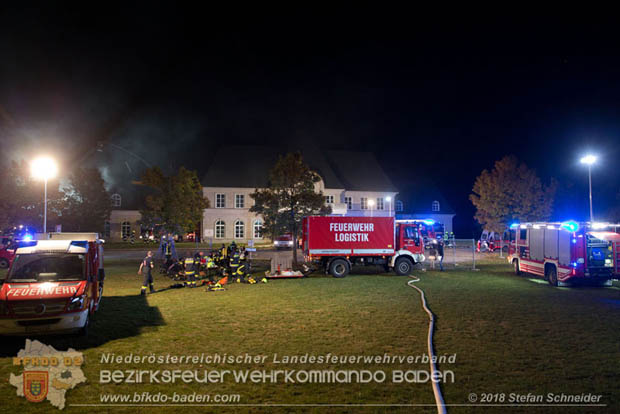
407,275,447,414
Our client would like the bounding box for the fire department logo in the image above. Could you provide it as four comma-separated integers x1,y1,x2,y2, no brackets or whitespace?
9,339,86,410
24,371,49,403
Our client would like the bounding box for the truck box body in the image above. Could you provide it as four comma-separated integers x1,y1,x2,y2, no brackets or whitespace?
304,216,395,256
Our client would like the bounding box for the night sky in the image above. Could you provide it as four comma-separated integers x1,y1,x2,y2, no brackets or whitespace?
1,6,619,236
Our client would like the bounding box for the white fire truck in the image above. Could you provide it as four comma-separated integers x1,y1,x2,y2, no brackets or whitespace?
507,221,615,286
0,233,105,335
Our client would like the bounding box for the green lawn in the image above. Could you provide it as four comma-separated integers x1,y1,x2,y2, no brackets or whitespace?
0,262,619,413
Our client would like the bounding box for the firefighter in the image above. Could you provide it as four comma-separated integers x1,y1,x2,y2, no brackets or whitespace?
229,250,241,282
138,251,155,295
437,238,445,271
219,243,227,266
193,251,204,278
184,255,197,287
206,253,218,282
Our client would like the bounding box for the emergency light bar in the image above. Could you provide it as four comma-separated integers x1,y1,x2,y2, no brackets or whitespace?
395,219,436,225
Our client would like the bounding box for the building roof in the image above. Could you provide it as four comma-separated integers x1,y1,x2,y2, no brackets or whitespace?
201,145,396,192
326,150,398,192
395,178,455,214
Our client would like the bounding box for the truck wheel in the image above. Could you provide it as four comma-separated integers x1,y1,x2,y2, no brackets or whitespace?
0,258,9,269
513,259,521,275
394,257,413,276
546,266,558,287
329,259,350,278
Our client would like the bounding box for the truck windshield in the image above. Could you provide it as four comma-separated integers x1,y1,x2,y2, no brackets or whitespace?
7,254,85,282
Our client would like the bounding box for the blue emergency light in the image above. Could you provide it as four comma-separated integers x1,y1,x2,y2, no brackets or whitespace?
422,219,435,226
560,220,579,232
21,234,33,241
509,223,519,229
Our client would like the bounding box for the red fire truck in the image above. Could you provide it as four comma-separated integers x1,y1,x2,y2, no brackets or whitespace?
302,216,425,277
507,221,614,286
0,233,105,335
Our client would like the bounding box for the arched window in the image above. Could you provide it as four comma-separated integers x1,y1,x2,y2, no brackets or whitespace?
215,220,225,239
121,221,131,239
395,200,404,212
432,200,440,212
253,220,263,239
234,220,245,239
111,193,121,208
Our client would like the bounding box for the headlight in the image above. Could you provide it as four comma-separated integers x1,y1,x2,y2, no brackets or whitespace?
67,295,86,311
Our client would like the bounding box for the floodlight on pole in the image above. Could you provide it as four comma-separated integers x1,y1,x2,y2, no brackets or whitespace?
579,154,597,222
368,199,375,217
31,157,58,233
386,196,392,217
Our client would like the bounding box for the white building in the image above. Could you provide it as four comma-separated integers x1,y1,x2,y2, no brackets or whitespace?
200,146,399,243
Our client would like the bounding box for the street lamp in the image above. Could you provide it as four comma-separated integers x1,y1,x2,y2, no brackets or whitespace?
580,154,597,222
368,199,375,217
31,157,58,233
386,196,392,217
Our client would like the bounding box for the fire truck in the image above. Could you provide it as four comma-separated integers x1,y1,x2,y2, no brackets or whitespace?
0,233,105,335
302,216,425,277
507,221,615,286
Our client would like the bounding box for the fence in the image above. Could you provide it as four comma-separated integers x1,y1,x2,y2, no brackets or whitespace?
425,238,506,271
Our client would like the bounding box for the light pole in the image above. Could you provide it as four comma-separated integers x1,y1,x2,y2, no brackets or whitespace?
580,155,597,222
368,199,375,217
31,157,58,233
386,196,392,217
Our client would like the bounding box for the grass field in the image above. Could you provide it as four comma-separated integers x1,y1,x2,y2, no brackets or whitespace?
0,261,619,413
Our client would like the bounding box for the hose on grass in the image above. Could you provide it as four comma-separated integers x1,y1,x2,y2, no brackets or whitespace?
407,275,447,414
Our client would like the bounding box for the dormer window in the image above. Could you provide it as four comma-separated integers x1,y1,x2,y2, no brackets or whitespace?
432,200,440,212
111,193,121,208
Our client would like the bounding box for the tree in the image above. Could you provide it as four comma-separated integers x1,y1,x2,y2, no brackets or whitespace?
59,167,112,232
470,155,557,232
0,160,62,231
139,166,209,235
250,152,331,263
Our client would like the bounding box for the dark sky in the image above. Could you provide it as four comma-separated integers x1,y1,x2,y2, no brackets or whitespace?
1,6,619,235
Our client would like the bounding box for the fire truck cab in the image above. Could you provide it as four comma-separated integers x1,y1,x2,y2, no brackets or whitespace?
0,233,105,335
508,221,614,286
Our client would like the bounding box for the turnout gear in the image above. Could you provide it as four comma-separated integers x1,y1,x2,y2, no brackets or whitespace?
139,254,155,294
184,257,197,287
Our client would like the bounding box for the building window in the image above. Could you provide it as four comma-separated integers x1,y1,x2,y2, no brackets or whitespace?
234,220,245,239
121,221,131,239
111,193,121,208
432,200,440,212
215,220,225,238
216,193,226,208
360,197,368,210
395,200,404,212
253,220,263,239
325,195,334,204
104,221,111,238
376,198,384,210
344,196,352,210
235,194,245,208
